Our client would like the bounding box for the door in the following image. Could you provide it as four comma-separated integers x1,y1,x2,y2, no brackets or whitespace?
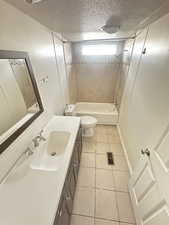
129,129,169,225
122,11,169,168
124,11,169,225
150,130,169,224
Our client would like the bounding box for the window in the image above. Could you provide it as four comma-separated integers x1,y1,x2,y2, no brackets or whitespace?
81,44,117,56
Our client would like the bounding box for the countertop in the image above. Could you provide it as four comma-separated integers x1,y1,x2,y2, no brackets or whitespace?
0,116,80,225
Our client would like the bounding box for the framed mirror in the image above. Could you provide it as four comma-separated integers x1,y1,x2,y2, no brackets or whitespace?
0,50,43,153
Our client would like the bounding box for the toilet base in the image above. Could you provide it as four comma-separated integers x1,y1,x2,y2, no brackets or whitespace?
82,127,95,137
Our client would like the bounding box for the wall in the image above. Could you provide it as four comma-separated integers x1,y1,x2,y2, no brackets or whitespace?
0,0,68,181
119,12,169,170
72,41,124,103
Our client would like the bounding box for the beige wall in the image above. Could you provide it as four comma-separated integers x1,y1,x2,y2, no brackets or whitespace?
72,41,124,103
0,0,68,181
75,63,119,103
119,12,169,170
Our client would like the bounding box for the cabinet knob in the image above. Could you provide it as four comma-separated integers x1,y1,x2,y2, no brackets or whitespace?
141,148,150,157
73,163,78,168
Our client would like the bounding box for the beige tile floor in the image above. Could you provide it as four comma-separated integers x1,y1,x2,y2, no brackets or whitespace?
71,125,136,225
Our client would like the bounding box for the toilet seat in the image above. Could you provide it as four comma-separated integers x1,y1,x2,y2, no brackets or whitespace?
80,116,97,128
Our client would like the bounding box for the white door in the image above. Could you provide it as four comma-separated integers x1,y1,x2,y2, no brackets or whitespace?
129,130,169,225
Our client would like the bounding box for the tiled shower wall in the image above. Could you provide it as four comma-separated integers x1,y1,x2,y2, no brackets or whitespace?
69,41,125,104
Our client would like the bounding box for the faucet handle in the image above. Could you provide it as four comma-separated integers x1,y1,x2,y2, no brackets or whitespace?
39,129,46,141
25,147,33,156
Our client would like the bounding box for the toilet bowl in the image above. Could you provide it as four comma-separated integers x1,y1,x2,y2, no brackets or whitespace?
64,104,97,137
80,116,97,137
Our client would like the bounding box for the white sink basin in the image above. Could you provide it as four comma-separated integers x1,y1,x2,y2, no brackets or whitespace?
30,130,71,171
47,131,70,156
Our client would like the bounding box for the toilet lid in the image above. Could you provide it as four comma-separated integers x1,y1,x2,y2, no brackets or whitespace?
80,116,97,125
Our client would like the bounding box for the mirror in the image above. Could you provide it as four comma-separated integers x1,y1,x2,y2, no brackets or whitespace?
0,50,43,153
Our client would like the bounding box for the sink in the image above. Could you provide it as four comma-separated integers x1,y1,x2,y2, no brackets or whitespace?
30,130,71,171
47,131,70,156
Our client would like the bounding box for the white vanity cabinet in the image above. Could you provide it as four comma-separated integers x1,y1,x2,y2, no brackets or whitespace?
54,128,82,225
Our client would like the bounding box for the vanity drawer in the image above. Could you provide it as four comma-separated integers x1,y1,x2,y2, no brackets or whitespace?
66,163,76,202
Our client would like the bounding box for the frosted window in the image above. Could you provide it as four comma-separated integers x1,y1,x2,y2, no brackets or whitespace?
82,44,117,56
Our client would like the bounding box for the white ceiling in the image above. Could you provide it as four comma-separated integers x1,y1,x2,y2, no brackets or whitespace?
4,0,168,41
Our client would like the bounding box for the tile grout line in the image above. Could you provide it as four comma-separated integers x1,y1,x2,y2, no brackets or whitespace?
76,185,129,194
72,213,136,225
72,126,133,225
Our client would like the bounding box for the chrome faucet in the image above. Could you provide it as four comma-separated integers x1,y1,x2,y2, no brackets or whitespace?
32,130,46,147
25,147,34,156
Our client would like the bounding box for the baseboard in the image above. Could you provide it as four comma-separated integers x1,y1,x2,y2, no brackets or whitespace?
117,124,133,175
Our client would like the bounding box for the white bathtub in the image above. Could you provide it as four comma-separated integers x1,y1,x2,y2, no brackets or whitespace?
74,102,118,125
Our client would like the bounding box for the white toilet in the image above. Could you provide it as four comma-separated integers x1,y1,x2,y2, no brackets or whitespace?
80,116,97,137
64,105,97,137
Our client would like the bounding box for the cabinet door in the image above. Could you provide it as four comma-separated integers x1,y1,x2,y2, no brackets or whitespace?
67,164,76,200
73,145,80,182
54,198,70,225
64,189,73,215
77,128,82,162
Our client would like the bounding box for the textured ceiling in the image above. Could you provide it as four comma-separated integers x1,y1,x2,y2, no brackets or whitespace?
4,0,168,41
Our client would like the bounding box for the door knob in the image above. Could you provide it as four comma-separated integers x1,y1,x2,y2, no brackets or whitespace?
141,148,150,157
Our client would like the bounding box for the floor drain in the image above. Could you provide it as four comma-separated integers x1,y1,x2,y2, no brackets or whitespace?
107,152,114,165
50,152,56,156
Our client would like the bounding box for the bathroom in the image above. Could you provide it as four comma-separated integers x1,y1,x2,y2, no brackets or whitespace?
0,0,169,225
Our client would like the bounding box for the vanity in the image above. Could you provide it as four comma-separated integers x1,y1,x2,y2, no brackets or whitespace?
0,116,82,225
0,50,82,225
51,117,82,225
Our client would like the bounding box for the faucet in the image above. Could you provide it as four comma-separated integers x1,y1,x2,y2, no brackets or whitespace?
32,130,46,147
25,147,34,156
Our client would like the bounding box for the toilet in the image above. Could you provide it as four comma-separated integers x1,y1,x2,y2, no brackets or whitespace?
64,104,97,137
80,116,97,137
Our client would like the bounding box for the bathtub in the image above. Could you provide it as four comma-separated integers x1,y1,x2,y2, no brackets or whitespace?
74,102,118,125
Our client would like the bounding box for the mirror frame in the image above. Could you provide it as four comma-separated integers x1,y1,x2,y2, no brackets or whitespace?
0,50,44,153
